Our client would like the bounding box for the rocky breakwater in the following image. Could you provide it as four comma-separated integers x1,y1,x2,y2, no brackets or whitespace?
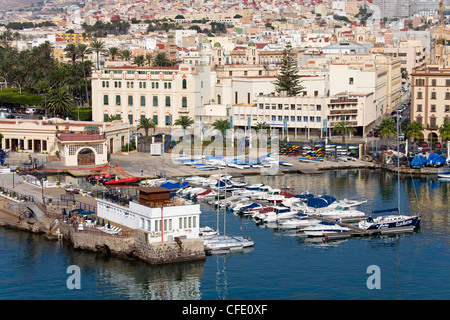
58,222,206,265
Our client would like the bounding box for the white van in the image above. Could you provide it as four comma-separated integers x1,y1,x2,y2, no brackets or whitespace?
26,107,37,114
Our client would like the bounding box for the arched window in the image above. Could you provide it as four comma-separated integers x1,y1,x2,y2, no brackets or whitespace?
182,79,187,89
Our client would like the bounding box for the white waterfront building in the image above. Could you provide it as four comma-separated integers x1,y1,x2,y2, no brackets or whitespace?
96,198,201,243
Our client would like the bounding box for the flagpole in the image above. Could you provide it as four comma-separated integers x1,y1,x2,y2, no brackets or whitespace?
161,206,163,242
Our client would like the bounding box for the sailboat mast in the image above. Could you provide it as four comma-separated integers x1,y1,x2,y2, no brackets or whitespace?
397,111,400,215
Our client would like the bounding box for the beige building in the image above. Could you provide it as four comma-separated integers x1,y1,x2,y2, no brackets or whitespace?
0,118,130,166
91,64,211,132
411,65,450,143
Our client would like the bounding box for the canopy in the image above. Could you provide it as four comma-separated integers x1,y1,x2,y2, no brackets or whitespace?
160,181,189,190
410,155,427,167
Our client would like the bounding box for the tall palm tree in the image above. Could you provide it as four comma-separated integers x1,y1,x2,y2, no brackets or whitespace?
108,46,120,61
212,119,231,138
133,54,145,66
173,116,194,134
153,52,171,67
90,40,106,70
77,44,92,106
46,87,75,117
64,43,78,65
332,120,356,143
379,118,397,150
405,121,424,153
138,117,156,136
145,53,153,66
438,121,450,143
120,49,131,62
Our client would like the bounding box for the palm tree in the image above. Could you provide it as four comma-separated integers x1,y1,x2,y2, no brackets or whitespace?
108,46,120,61
332,120,356,143
438,121,450,143
212,119,231,138
153,52,171,67
255,121,270,134
46,87,75,117
120,49,132,62
379,118,397,150
405,121,424,153
106,114,121,122
173,116,194,135
145,53,153,66
90,40,106,70
77,44,92,106
138,117,156,136
133,54,145,66
64,43,78,65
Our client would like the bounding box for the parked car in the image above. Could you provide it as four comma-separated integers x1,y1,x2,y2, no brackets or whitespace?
416,141,428,148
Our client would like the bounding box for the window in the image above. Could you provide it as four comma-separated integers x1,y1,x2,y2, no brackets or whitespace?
310,116,315,122
303,116,308,122
446,79,450,86
297,116,301,122
116,95,121,105
182,79,187,89
316,116,321,122
431,92,436,99
104,113,109,122
141,114,146,122
278,104,282,110
165,96,171,107
417,104,422,112
140,96,145,106
259,103,264,109
165,115,172,126
153,96,158,107
164,82,167,89
432,79,437,86
446,105,450,112
182,97,187,108
349,77,354,85
103,95,109,105
271,115,276,121
291,116,295,122
417,91,423,99
430,117,437,128
316,105,321,111
431,105,436,112
128,95,133,106
290,104,295,110
278,116,282,121
446,92,450,100
128,114,133,124
153,115,158,125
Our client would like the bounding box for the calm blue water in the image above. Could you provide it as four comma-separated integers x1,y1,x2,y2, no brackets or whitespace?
0,169,449,300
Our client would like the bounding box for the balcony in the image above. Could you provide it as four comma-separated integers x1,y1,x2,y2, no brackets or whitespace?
329,109,358,115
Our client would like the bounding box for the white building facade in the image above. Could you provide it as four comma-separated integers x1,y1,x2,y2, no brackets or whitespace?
96,198,201,243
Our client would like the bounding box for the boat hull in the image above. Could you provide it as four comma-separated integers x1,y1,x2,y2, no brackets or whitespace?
104,177,140,185
362,215,421,230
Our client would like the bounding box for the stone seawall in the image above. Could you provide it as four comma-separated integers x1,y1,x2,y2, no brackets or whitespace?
59,222,206,264
0,202,206,265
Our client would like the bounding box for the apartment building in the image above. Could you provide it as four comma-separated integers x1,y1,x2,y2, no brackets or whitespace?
411,65,450,142
91,64,211,132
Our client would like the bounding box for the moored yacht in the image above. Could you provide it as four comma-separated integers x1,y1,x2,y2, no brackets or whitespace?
358,214,421,231
302,221,350,237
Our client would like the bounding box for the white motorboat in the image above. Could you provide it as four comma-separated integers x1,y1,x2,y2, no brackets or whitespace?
302,221,350,237
262,206,298,223
278,217,322,229
358,214,421,231
199,226,219,238
203,234,254,252
327,198,368,210
310,205,367,220
246,183,265,190
437,171,450,179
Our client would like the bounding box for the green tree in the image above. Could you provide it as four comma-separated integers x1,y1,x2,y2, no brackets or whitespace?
273,43,304,96
77,44,92,106
145,53,153,66
332,120,356,143
173,116,194,134
46,87,75,117
212,119,231,137
120,49,132,61
138,117,156,136
405,121,424,153
379,118,397,149
108,46,120,61
255,121,270,134
90,40,106,70
152,52,171,67
64,43,78,65
438,121,450,142
133,54,145,66
106,114,121,122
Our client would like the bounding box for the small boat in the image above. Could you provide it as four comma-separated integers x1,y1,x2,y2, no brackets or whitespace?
358,214,421,231
104,176,140,186
199,226,219,238
278,216,322,229
302,221,350,237
437,171,450,179
203,234,254,252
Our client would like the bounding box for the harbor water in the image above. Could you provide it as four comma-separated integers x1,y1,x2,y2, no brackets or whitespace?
0,169,449,300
